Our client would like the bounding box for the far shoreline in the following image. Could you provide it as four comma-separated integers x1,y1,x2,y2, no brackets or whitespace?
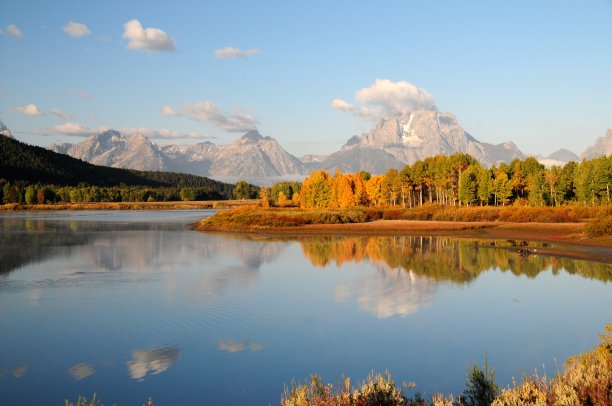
0,200,255,211
193,219,612,264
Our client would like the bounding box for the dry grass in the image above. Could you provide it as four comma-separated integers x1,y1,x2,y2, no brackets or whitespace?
493,324,612,406
281,325,611,406
194,207,369,231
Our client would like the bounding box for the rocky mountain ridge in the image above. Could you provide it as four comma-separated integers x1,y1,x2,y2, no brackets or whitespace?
46,116,612,184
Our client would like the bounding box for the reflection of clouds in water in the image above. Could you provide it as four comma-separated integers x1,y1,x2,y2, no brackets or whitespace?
68,363,95,381
334,285,351,303
337,264,437,319
0,367,6,380
218,340,264,353
127,346,179,380
189,265,258,304
11,362,28,379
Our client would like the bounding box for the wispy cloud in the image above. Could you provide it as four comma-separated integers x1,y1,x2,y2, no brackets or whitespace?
122,19,175,53
333,79,436,120
214,46,261,59
120,127,215,140
218,340,264,353
49,108,72,120
163,100,258,132
1,24,23,38
75,90,93,101
63,21,91,37
13,104,43,116
50,122,97,136
45,122,213,140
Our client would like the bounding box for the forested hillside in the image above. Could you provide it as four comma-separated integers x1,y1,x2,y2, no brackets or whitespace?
0,136,236,202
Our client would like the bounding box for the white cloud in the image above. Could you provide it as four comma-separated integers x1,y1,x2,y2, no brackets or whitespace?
63,21,91,37
1,24,23,38
165,100,258,133
161,105,177,117
14,104,43,116
49,108,72,120
50,122,95,136
333,79,436,119
122,19,175,53
214,46,261,59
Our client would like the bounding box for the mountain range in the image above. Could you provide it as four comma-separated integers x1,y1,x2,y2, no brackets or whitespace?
47,110,612,185
0,134,235,198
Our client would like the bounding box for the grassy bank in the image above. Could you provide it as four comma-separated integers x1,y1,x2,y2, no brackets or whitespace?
193,205,611,235
194,206,370,231
282,324,612,405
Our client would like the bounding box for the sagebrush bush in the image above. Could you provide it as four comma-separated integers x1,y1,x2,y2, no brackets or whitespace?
585,215,612,237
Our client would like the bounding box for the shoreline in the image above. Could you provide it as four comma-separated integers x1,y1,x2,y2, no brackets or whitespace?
194,220,612,264
0,200,256,211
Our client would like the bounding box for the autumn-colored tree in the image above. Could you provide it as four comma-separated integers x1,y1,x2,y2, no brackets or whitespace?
260,187,271,208
492,170,512,206
300,170,334,208
335,172,356,208
366,175,385,207
382,168,400,206
352,173,369,207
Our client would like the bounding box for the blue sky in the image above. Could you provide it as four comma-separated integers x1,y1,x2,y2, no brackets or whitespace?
1,0,611,157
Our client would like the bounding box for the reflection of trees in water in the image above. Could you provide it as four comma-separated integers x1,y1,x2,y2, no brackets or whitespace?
299,236,612,283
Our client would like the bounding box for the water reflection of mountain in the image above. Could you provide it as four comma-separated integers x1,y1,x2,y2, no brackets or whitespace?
298,236,612,283
336,263,438,318
0,216,286,278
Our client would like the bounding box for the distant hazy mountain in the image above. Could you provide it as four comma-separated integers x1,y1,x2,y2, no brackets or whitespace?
582,129,612,159
52,130,307,183
47,118,610,184
537,148,580,167
208,130,306,177
51,130,169,172
310,111,525,173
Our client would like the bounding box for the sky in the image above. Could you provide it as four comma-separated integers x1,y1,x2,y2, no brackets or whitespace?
1,0,611,157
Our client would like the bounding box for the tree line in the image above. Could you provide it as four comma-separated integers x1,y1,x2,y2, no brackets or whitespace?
0,180,234,204
277,153,611,209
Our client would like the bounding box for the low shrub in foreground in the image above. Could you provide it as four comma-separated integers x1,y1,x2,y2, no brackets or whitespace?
282,325,611,406
282,371,414,406
585,215,612,237
65,394,153,406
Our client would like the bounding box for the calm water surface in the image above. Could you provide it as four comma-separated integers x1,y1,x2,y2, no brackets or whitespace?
0,210,610,405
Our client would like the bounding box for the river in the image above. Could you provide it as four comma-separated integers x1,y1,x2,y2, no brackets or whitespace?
0,210,610,405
